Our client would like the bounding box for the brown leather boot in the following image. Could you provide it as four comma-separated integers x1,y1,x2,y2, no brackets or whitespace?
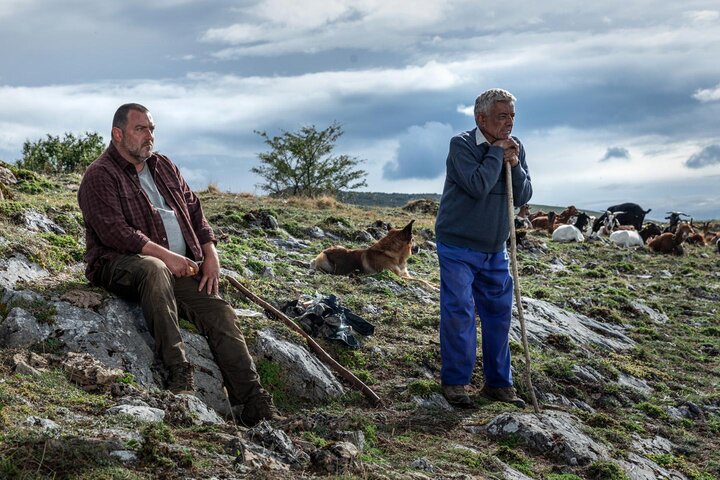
480,385,526,408
441,384,473,408
167,363,195,395
239,389,284,427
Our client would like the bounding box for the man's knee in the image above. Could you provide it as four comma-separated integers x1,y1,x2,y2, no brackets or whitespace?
136,256,172,282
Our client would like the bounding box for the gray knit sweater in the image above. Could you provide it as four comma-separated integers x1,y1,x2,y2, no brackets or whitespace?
435,128,532,253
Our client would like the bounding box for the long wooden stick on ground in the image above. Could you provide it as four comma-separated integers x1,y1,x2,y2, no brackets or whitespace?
505,164,541,414
224,275,383,407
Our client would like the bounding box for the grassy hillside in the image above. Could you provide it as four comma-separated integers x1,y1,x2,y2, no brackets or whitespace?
0,165,719,479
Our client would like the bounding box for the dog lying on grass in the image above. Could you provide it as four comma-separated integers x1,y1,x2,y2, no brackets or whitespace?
311,220,439,290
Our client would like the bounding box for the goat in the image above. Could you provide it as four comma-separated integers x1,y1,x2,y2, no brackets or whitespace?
514,204,532,229
609,230,644,248
571,212,591,233
528,210,547,221
697,221,720,245
593,211,621,237
531,211,556,233
552,224,585,243
663,212,689,233
685,220,706,246
639,222,663,243
592,202,651,233
555,205,580,225
648,223,694,255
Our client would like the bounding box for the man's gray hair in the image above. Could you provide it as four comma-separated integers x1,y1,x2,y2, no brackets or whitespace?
474,89,516,118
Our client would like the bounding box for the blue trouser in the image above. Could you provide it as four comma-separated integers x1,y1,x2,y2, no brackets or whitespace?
438,241,514,388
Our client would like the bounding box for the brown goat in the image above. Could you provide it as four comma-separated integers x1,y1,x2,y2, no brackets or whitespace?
555,205,579,224
528,210,547,221
531,211,557,233
648,223,694,255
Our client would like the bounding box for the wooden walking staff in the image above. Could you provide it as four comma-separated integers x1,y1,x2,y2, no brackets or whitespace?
224,275,383,407
505,163,541,414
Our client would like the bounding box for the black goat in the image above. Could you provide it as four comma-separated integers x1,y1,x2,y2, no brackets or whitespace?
663,212,689,233
639,222,663,243
573,212,591,232
592,202,651,233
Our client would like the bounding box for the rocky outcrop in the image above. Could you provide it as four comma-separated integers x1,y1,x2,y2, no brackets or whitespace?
0,254,349,418
484,411,688,479
255,328,345,403
511,297,635,352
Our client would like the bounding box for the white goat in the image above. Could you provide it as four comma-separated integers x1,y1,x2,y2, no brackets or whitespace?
552,224,585,243
593,211,620,238
609,230,644,248
584,216,596,236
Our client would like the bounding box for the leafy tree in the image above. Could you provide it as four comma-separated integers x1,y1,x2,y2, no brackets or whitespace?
252,123,367,197
18,132,105,174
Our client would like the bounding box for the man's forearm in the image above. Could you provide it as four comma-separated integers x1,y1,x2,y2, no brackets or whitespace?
141,241,173,262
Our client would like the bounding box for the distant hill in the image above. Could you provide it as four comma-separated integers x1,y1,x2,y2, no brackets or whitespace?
337,191,605,217
336,191,442,208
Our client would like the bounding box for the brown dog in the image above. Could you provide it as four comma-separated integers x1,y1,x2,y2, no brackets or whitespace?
311,220,438,290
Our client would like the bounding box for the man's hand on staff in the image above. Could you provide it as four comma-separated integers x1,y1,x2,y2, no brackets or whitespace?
494,138,519,167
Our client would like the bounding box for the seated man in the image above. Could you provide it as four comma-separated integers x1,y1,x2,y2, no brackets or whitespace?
78,102,278,426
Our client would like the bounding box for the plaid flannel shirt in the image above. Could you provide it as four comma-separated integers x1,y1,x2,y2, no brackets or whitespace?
78,143,215,282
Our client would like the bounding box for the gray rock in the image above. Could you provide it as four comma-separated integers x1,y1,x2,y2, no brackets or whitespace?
20,210,66,234
334,430,365,452
411,393,453,411
311,441,359,474
0,292,230,416
254,329,344,403
485,410,610,465
0,307,48,348
266,215,279,230
411,457,435,473
0,165,18,185
616,452,688,480
107,405,165,423
618,372,653,397
355,230,374,242
630,301,669,324
269,237,309,250
572,365,605,384
174,393,225,425
23,416,61,433
308,226,326,239
246,421,309,465
502,461,535,480
0,254,50,290
109,450,138,464
14,360,42,376
512,298,635,352
632,434,676,455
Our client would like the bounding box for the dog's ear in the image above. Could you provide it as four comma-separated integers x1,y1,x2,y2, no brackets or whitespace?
401,220,415,239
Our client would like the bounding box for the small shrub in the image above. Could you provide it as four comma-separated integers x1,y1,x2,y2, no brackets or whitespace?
588,460,629,480
636,401,667,419
702,326,720,337
407,379,439,396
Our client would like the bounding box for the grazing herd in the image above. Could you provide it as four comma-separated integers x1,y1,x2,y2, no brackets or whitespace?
515,202,720,255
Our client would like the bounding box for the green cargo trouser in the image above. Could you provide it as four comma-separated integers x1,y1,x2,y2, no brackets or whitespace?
94,254,262,404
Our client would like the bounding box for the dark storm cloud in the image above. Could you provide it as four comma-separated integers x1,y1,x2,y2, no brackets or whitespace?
685,144,720,169
599,146,631,162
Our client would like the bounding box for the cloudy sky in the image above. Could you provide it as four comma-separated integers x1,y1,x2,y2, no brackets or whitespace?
1,1,720,219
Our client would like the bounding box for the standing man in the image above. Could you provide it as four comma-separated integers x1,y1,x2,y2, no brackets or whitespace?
78,103,278,426
435,89,532,408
